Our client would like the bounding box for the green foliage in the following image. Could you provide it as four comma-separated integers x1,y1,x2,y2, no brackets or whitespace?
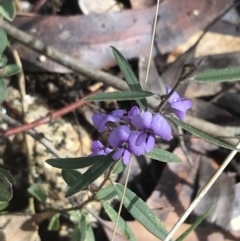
65,153,115,197
46,155,103,169
102,201,136,241
2,64,21,77
194,67,240,83
175,206,213,241
145,148,182,162
168,116,238,150
48,213,60,231
96,185,116,201
0,172,12,201
0,0,15,21
0,29,7,55
28,184,47,203
62,170,82,186
0,168,13,183
0,201,8,211
0,54,7,68
112,159,126,174
114,183,171,241
0,77,7,103
111,47,148,109
85,90,153,102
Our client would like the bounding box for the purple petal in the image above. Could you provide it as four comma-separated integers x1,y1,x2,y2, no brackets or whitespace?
123,106,140,124
122,150,131,165
150,114,172,141
166,86,180,103
111,109,127,118
145,134,155,152
136,132,147,146
128,131,145,156
131,111,152,130
108,125,131,148
171,99,192,112
92,113,107,131
112,148,125,161
171,109,184,120
91,140,104,152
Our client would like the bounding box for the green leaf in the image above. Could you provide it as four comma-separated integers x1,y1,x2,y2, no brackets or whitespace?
175,206,213,241
168,116,239,150
145,148,182,163
0,0,15,21
102,201,136,241
85,91,153,102
72,213,88,241
62,170,82,186
112,159,126,174
0,172,12,202
2,64,21,77
28,184,47,203
194,67,240,83
72,221,82,241
114,183,170,241
48,213,60,231
86,223,95,241
0,168,13,183
65,153,115,198
0,201,8,211
96,185,116,201
0,29,7,55
0,54,8,68
46,155,103,169
0,77,7,103
111,47,147,109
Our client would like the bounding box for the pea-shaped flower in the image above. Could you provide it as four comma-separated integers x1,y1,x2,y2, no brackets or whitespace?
92,109,126,132
108,125,145,165
165,86,192,120
131,112,172,152
122,106,140,124
89,140,112,156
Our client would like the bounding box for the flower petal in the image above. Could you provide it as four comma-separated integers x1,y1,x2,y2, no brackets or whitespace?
171,99,192,112
112,148,125,161
92,113,107,131
123,106,140,124
111,109,127,118
91,140,104,152
166,86,180,103
150,114,172,141
136,132,147,146
131,111,152,130
145,134,155,152
108,125,131,148
128,131,145,156
122,150,131,165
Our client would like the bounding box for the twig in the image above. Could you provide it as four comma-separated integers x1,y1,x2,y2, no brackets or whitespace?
0,19,129,92
0,90,99,137
1,113,63,158
164,140,240,241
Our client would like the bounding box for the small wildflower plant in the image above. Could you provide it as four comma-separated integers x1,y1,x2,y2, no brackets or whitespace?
45,47,240,240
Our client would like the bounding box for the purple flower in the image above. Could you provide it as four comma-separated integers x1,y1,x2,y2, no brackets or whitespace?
122,106,140,124
165,86,192,120
108,125,145,165
131,112,172,152
89,140,112,156
92,109,126,132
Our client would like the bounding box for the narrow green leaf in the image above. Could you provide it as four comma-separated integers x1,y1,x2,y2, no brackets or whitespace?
62,170,82,186
48,213,60,231
72,222,82,241
28,184,47,203
0,77,7,103
96,185,116,201
111,46,147,109
112,159,126,174
0,0,15,21
79,214,88,241
66,153,115,198
0,172,12,202
194,67,240,83
102,201,136,241
0,201,8,211
0,54,8,68
0,168,13,183
85,91,153,102
2,64,21,77
175,206,213,241
86,223,95,241
168,116,238,150
115,183,170,241
46,155,103,169
145,148,182,163
0,29,7,55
